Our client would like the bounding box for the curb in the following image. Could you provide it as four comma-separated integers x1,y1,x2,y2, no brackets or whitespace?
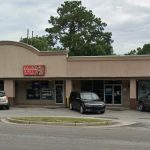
2,117,138,128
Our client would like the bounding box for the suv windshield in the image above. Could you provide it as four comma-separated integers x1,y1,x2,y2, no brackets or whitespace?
80,92,99,101
0,91,5,97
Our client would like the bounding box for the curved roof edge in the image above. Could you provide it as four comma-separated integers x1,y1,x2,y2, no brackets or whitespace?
0,41,68,56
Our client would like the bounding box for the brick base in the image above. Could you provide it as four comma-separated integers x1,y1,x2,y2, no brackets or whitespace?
8,97,15,106
130,98,137,110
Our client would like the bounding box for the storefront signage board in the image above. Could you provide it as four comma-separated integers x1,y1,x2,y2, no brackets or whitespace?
23,65,45,76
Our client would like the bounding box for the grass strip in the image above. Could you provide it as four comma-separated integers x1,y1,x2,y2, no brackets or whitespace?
11,117,112,125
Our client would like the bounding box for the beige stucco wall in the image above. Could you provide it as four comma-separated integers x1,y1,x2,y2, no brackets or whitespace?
122,80,130,107
0,43,67,78
65,80,72,98
1,41,150,79
130,79,137,99
72,80,81,91
4,80,15,97
67,56,150,78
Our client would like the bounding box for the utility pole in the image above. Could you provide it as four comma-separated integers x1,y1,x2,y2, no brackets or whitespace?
27,29,29,44
31,31,34,45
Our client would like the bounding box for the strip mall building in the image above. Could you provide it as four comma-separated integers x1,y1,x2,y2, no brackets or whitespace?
1,41,150,109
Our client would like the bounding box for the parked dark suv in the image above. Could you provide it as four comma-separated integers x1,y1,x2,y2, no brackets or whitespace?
138,92,150,111
69,91,105,114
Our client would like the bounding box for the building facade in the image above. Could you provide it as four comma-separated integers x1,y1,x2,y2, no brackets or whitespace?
1,41,150,109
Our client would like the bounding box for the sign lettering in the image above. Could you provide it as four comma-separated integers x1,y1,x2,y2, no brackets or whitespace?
23,65,45,76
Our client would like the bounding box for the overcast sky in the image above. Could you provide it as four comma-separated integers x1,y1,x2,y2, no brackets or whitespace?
0,0,150,54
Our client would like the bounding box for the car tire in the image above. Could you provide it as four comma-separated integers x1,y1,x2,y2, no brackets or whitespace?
97,110,105,114
100,110,105,114
80,105,84,114
69,103,73,110
138,102,145,111
6,105,9,110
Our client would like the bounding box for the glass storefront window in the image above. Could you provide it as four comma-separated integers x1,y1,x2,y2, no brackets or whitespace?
138,80,150,99
41,90,54,100
26,81,55,100
27,89,40,99
81,80,104,101
104,80,122,84
0,81,4,91
81,80,122,104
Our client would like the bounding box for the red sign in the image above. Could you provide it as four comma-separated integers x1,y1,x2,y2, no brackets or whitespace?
23,65,45,76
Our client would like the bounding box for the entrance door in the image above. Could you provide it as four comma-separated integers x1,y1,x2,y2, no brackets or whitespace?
55,85,64,104
105,85,113,104
105,85,122,105
114,85,121,104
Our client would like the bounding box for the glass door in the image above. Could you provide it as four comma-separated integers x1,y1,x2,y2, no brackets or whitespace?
105,85,113,104
55,85,64,104
114,85,122,104
105,85,122,105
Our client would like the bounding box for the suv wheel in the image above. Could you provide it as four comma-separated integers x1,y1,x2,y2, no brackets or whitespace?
69,103,73,110
138,102,145,111
100,110,105,114
80,105,84,114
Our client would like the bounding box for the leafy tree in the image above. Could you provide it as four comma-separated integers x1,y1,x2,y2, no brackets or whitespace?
137,44,150,55
20,36,63,51
125,49,137,55
126,44,150,55
45,1,113,56
20,36,51,51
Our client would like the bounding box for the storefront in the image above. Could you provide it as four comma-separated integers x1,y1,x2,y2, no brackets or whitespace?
15,80,64,105
80,80,122,105
1,41,150,109
71,80,130,107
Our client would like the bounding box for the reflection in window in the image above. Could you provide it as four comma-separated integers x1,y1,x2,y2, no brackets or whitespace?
138,80,150,99
105,88,112,94
81,80,104,101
